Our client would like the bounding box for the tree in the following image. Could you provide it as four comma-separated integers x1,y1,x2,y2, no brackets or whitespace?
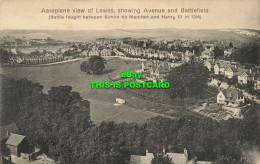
48,85,83,107
191,45,204,56
213,46,224,59
228,42,234,49
0,48,11,63
152,154,174,164
232,43,259,65
80,56,106,75
165,62,209,98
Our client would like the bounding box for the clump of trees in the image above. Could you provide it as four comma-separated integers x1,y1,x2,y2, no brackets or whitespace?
232,43,259,65
165,62,209,99
213,46,224,59
80,56,106,75
0,49,11,63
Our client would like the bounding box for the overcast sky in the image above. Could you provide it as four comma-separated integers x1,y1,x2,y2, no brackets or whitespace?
0,0,259,30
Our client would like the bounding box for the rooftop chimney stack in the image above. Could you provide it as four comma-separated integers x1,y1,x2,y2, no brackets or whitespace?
184,148,188,162
8,156,11,162
163,147,166,155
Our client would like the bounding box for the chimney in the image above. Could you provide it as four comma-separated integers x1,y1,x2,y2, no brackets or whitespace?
184,148,188,162
8,156,11,162
250,68,252,74
146,149,149,155
163,147,166,155
235,64,237,69
193,50,195,55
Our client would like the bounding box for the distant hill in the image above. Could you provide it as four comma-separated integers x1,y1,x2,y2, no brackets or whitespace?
0,28,259,43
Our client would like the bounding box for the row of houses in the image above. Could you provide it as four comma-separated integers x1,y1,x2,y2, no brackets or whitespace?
88,48,112,57
120,44,195,61
95,38,123,45
204,59,260,89
10,53,64,65
130,148,212,164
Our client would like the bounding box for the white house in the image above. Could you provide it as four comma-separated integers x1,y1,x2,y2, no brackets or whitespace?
225,67,238,79
237,69,254,85
204,59,215,72
201,48,213,60
130,148,212,164
214,60,230,75
217,87,244,105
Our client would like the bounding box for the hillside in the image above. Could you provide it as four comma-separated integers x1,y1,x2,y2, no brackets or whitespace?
0,28,259,43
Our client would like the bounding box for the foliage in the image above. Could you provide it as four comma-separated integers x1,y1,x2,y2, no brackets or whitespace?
191,45,204,56
1,76,259,164
152,154,174,164
213,46,224,59
80,56,106,75
165,62,209,98
0,48,12,63
232,43,259,65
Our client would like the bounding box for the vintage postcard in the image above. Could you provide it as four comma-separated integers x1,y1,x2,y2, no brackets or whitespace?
0,0,259,163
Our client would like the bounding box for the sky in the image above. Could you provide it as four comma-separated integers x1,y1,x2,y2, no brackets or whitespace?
0,0,259,30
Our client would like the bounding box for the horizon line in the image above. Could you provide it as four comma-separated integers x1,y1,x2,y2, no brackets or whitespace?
0,27,260,31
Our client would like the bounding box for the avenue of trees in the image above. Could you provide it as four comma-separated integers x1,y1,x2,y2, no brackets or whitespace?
80,56,106,75
1,76,258,164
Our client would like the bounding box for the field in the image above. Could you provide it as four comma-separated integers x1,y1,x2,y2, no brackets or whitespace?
1,57,163,124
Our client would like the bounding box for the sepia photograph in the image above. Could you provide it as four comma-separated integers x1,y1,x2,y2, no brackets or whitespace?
0,0,259,163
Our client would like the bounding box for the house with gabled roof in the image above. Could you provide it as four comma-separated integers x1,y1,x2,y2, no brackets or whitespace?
204,59,215,72
6,134,26,157
130,150,154,164
201,48,214,60
225,67,238,79
237,68,256,85
130,148,212,164
214,60,230,75
217,87,244,105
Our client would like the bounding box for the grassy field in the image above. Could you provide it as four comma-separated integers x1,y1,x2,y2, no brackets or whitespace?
2,57,207,124
2,57,213,123
1,57,160,124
